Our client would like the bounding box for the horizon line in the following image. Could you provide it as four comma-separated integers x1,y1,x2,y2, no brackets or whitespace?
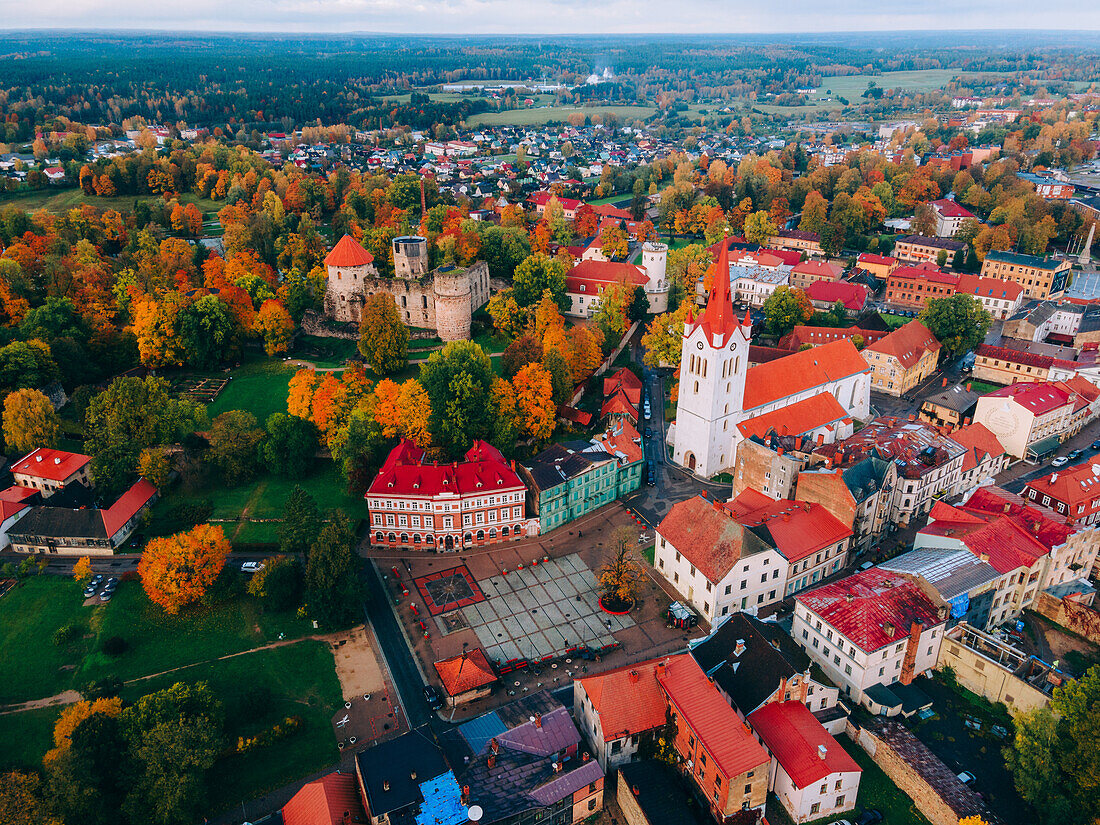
3,26,1100,36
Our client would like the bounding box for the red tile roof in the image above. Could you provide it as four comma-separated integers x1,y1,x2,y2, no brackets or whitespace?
791,260,844,281
727,492,853,563
955,274,1023,301
1024,460,1100,511
101,479,157,538
0,485,35,521
919,499,1048,575
736,392,850,441
434,648,498,696
12,448,91,483
282,772,367,825
804,280,868,311
324,234,374,267
600,390,639,422
983,381,1076,415
857,253,897,267
603,368,642,404
865,320,940,369
747,702,861,789
591,203,634,221
367,440,524,498
777,325,887,351
743,339,869,411
796,568,943,653
975,343,1056,370
888,264,958,287
930,199,977,220
656,656,770,779
566,260,647,295
576,656,678,740
592,419,644,464
656,495,745,582
950,423,1006,472
765,248,803,267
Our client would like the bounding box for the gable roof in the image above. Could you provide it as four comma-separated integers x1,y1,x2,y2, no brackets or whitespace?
12,448,91,482
796,568,943,653
804,280,868,311
282,772,367,825
434,648,498,696
602,367,642,399
1024,460,1100,507
982,381,1076,415
656,656,770,778
743,339,869,411
576,656,678,741
355,731,451,817
735,392,850,442
324,234,375,267
865,320,941,369
950,422,1006,472
566,259,647,294
791,259,843,280
727,492,853,564
929,199,977,220
656,495,747,582
747,701,860,788
368,440,523,499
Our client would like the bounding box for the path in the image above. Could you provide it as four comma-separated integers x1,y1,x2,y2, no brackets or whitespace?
231,480,269,541
0,633,337,716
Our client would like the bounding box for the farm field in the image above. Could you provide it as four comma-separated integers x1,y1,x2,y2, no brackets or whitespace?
466,104,656,127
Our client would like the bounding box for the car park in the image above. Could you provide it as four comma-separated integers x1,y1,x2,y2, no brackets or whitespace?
423,684,443,709
89,573,104,586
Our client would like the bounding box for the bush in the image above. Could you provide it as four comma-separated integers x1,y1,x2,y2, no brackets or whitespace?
101,636,129,656
53,621,84,646
82,675,123,700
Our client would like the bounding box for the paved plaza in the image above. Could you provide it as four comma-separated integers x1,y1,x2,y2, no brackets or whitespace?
451,554,633,664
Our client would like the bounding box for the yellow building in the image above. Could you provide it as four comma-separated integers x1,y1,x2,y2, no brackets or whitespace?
862,320,941,397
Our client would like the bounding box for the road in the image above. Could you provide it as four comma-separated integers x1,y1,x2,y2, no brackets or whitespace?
0,550,281,575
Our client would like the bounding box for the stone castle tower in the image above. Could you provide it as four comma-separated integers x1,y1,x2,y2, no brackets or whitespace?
433,265,474,341
393,235,429,278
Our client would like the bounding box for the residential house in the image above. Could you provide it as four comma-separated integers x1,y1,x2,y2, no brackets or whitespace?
282,772,368,825
366,440,527,551
0,486,35,550
884,264,958,310
879,547,1002,631
928,199,977,237
919,383,979,428
804,281,868,315
777,325,887,351
354,731,463,825
971,344,1080,386
954,273,1024,320
433,648,498,706
11,447,92,496
892,235,966,266
973,379,1098,459
616,762,710,825
862,320,941,397
770,229,823,257
789,260,844,291
980,250,1071,300
1023,461,1100,526
747,701,861,824
855,253,898,280
794,455,897,555
793,569,946,712
950,422,1010,490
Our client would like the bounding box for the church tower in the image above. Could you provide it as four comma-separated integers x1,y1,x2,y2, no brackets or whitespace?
671,239,752,477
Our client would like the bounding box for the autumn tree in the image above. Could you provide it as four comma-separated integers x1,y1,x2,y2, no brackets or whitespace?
597,527,644,610
593,283,629,352
502,335,543,379
513,254,569,312
564,325,603,383
642,300,693,368
512,363,556,444
743,210,778,246
541,349,573,405
44,697,123,766
137,447,172,489
358,293,408,375
138,524,230,614
254,299,294,355
761,286,812,337
0,771,62,825
2,387,59,453
598,225,629,260
487,289,526,338
72,556,92,583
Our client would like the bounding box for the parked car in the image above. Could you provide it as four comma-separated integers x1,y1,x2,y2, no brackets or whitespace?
859,561,874,571
832,820,855,825
644,427,653,439
240,561,265,574
855,811,884,825
423,684,443,709
1092,440,1100,450
1069,449,1084,460
1052,456,1069,467
103,577,119,593
82,584,99,599
98,590,113,602
958,771,976,786
89,573,104,586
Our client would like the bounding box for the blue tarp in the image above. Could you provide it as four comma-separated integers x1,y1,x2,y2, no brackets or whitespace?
949,592,970,619
415,770,468,825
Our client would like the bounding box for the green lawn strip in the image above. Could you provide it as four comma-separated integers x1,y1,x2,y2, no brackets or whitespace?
206,360,296,423
966,379,1002,395
0,188,221,216
79,585,313,687
0,578,96,703
838,736,931,825
119,641,342,815
0,706,62,771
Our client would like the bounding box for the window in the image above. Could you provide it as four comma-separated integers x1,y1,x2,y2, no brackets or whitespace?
744,785,752,795
810,803,820,815
836,795,846,808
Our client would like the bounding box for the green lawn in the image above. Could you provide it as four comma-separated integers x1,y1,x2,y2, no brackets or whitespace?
0,188,221,217
0,576,315,704
294,335,361,368
0,706,62,770
815,70,984,104
466,105,656,127
206,359,297,424
121,640,342,814
881,313,911,329
967,379,1003,395
839,736,931,825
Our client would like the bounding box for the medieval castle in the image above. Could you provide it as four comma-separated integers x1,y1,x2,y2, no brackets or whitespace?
323,234,490,341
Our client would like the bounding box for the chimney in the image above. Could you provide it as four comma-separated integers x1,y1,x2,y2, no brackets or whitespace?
979,552,989,562
817,433,825,445
846,593,855,603
552,761,562,773
966,383,972,393
778,447,784,456
462,786,470,805
942,377,948,387
490,738,500,754
964,417,971,426
818,744,828,760
410,771,417,781
734,639,747,657
1051,474,1059,483
908,414,915,422
487,754,497,769
534,713,542,729
383,781,391,792
632,786,640,797
656,660,667,678
629,670,640,683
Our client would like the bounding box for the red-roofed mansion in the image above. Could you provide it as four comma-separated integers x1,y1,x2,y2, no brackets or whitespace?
323,234,489,341
564,242,669,318
366,440,530,551
671,242,870,478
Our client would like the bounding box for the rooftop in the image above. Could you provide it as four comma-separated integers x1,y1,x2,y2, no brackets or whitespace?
355,731,451,818
814,417,965,480
434,648,498,697
282,772,368,825
747,701,861,789
985,249,1067,270
735,391,850,442
575,656,678,741
728,491,853,564
368,440,523,499
865,320,941,369
743,339,869,411
12,448,91,483
325,234,375,267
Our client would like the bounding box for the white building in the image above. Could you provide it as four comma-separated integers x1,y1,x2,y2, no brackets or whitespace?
671,243,871,478
564,243,669,318
793,569,946,713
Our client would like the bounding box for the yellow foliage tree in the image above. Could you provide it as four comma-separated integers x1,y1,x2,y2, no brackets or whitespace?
137,446,172,488
2,388,59,453
253,299,294,355
512,363,556,443
72,556,92,582
43,697,123,766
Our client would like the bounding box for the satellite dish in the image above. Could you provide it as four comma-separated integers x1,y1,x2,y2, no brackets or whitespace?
468,806,484,822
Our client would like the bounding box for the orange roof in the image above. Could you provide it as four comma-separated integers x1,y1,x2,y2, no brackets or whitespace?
12,448,91,483
656,656,770,779
600,390,639,422
324,234,374,267
736,391,850,441
433,648,498,696
282,772,367,825
656,495,745,582
950,423,1005,472
865,319,940,369
695,237,748,345
592,419,644,464
603,367,642,398
791,259,843,280
576,656,678,740
727,492,853,563
743,339,869,411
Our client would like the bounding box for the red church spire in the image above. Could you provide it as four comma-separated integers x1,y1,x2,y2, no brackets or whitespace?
701,235,736,339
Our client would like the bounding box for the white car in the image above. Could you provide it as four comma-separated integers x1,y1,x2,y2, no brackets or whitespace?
1051,456,1069,467
240,561,265,574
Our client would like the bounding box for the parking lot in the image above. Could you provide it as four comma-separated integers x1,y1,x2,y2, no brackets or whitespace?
80,573,120,605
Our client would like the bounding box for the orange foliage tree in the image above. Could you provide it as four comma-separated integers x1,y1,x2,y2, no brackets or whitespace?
253,299,294,355
43,697,123,766
512,363,556,444
138,524,230,614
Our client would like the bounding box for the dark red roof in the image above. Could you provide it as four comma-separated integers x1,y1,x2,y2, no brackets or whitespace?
930,199,977,220
324,234,374,267
366,440,524,498
857,253,897,267
796,568,943,653
434,648,498,696
603,367,642,398
282,772,367,825
804,280,867,311
12,448,91,483
565,260,647,294
657,495,745,582
747,701,861,789
983,381,1075,415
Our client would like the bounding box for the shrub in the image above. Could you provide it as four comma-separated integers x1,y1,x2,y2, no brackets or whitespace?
101,636,129,656
52,621,84,646
82,676,124,700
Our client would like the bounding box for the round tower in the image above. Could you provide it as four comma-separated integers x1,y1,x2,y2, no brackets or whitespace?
642,241,670,314
393,236,429,279
433,265,473,341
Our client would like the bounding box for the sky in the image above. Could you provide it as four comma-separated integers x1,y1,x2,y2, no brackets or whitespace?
2,0,1099,34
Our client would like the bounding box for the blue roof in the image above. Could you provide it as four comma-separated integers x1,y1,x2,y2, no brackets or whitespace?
415,770,467,825
459,712,508,756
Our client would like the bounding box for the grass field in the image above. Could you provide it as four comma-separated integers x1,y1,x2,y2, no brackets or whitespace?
0,188,222,217
466,105,656,127
0,706,62,770
0,576,314,704
206,359,297,424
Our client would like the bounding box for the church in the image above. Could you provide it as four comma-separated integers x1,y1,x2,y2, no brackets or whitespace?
670,241,871,478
